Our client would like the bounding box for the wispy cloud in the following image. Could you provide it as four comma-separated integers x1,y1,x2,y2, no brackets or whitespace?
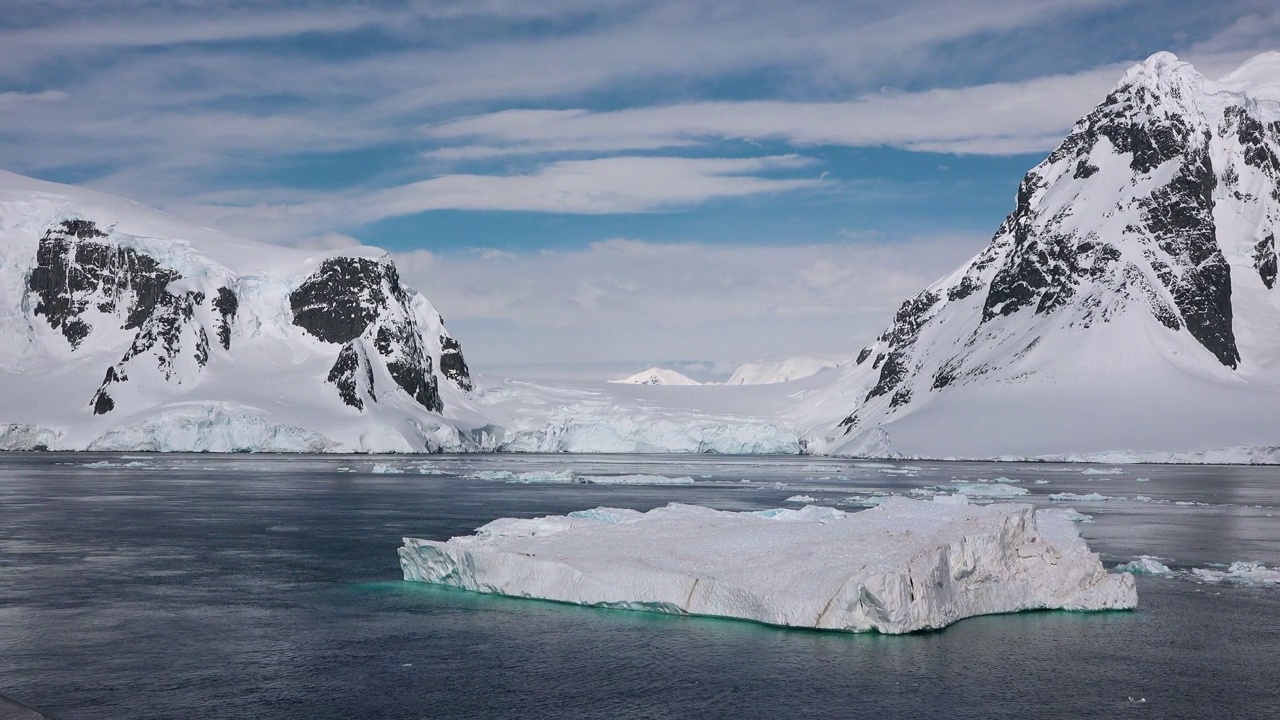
420,67,1127,159
164,155,823,241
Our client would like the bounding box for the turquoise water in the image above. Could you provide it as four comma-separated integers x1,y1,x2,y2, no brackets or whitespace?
1,453,1277,719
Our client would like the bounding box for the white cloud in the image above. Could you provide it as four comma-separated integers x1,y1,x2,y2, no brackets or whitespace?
393,235,985,376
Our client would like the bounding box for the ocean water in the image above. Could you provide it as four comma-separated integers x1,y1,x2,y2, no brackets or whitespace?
1,453,1278,719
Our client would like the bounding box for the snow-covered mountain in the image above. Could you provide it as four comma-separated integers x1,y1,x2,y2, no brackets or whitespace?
799,51,1280,459
609,367,702,386
0,171,482,452
725,356,843,385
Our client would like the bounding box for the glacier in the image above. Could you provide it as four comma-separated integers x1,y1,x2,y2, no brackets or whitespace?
398,497,1137,634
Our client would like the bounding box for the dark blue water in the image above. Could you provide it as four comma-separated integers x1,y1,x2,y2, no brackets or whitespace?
2,454,1278,719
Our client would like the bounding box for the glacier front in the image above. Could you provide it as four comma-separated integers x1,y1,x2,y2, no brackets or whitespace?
398,497,1136,634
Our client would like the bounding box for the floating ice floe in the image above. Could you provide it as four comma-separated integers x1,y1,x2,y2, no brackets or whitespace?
786,495,818,503
399,497,1137,634
371,463,406,474
1081,468,1126,475
1049,492,1122,502
1112,558,1280,588
1047,508,1094,523
949,482,1028,498
466,470,695,485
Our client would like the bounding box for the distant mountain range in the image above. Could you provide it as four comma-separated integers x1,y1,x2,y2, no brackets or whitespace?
4,51,1280,461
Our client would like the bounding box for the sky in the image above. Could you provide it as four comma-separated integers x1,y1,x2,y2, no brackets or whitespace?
2,1,1278,380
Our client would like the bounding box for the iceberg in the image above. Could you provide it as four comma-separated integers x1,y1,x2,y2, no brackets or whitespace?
1114,556,1174,575
399,497,1136,634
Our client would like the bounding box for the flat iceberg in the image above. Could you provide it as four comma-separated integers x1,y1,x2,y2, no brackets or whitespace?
399,497,1136,634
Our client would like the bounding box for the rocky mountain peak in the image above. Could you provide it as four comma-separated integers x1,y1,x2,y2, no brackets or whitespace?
821,52,1280,454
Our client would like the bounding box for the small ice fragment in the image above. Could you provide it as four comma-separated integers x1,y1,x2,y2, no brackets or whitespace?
1034,479,1050,485
1133,495,1154,502
371,463,405,474
1081,468,1126,475
786,495,818,503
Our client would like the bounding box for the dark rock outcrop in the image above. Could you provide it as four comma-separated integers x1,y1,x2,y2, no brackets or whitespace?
27,220,179,348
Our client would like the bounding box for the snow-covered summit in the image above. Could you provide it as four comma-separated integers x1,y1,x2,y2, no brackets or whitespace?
610,367,702,386
725,356,842,385
0,170,478,452
800,51,1280,459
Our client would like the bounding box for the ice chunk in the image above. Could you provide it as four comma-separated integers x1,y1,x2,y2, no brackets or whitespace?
1081,468,1126,475
399,498,1137,634
371,463,405,474
785,495,818,503
1114,556,1173,575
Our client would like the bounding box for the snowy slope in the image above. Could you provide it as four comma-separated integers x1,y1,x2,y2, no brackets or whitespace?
0,170,482,452
798,52,1280,459
724,356,843,385
609,367,702,386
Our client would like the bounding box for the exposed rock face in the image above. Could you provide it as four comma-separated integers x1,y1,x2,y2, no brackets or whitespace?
27,220,179,348
828,52,1280,446
439,335,472,391
289,256,472,413
18,218,469,419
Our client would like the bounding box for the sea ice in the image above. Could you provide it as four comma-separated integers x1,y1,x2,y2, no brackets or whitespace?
1191,562,1280,587
399,497,1136,634
786,495,818,503
465,470,694,485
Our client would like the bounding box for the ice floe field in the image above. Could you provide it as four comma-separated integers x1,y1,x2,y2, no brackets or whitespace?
1,453,1278,718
